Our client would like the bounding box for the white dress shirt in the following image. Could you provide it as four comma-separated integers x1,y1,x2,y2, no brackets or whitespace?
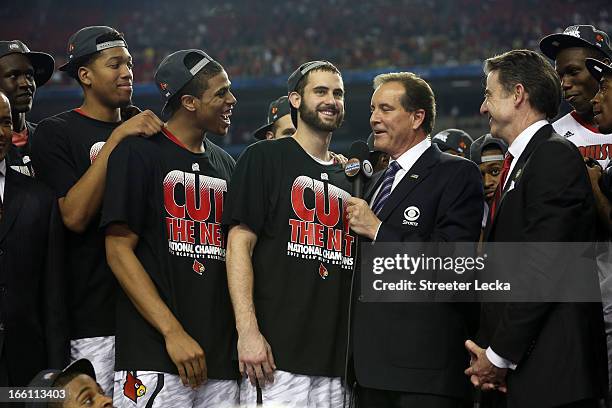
503,120,549,189
371,138,432,240
486,119,548,371
0,159,6,202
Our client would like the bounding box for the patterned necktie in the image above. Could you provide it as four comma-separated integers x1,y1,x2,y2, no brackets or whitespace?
489,152,514,223
371,161,402,215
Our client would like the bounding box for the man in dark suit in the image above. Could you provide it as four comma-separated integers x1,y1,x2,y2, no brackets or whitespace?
0,91,68,387
465,50,607,407
346,72,483,407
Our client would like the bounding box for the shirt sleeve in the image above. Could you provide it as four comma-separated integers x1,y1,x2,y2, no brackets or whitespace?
486,347,518,370
222,143,270,235
100,139,150,235
30,119,79,198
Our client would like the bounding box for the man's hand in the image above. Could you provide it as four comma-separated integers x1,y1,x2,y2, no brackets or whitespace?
237,329,276,387
464,340,507,392
110,110,164,142
330,151,348,166
584,157,603,191
347,197,381,240
164,327,207,389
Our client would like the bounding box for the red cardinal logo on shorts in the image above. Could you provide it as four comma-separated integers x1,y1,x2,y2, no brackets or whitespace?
319,263,329,279
123,371,147,403
193,259,205,275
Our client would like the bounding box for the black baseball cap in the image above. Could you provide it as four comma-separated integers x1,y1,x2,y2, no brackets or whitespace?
0,40,54,86
431,128,473,157
59,26,127,72
540,25,612,60
586,57,612,82
470,134,508,165
26,359,97,408
154,49,215,116
287,60,333,127
253,96,291,139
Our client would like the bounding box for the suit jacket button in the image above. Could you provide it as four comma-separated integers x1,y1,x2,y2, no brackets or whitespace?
0,248,4,256
0,323,4,331
0,285,5,294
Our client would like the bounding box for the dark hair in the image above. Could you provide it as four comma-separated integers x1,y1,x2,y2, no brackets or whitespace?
484,49,562,119
372,72,437,134
166,52,224,115
295,61,342,98
66,30,126,81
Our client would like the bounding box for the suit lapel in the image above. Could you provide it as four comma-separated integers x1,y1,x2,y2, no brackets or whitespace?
0,168,26,243
485,124,553,238
377,145,439,222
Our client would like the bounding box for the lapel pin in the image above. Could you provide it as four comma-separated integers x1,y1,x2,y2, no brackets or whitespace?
514,168,522,180
410,174,419,179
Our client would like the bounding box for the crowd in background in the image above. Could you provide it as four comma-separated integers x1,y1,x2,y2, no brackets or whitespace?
1,0,610,85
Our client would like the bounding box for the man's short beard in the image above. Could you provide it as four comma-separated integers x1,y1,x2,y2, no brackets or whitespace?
299,103,344,132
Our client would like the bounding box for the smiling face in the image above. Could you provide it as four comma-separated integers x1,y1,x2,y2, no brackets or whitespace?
294,69,345,132
480,70,516,144
555,47,601,118
370,81,425,159
79,47,133,108
193,69,236,135
592,73,612,134
0,53,36,113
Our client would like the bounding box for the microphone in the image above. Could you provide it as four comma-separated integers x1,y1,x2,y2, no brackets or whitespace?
345,140,373,198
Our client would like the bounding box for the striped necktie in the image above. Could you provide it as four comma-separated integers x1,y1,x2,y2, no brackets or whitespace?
371,161,402,215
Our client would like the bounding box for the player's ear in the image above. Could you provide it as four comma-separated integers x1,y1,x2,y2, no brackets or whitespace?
265,130,275,140
288,91,301,110
78,66,92,87
180,95,197,113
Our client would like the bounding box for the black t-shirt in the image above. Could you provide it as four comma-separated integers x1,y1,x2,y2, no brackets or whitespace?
101,129,238,379
31,109,120,339
223,137,356,377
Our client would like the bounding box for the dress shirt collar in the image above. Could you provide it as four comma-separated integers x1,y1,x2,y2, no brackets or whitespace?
392,137,432,172
508,119,548,161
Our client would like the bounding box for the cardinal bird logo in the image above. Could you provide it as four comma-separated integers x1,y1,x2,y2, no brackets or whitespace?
193,259,205,275
123,371,146,403
319,263,329,279
159,82,168,90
